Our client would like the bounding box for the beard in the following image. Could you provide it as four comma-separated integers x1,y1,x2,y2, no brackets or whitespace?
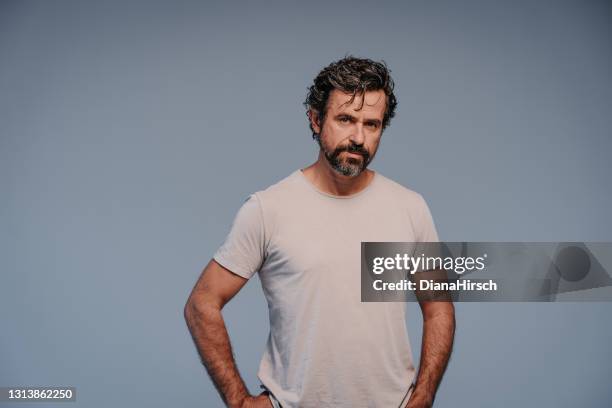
315,134,372,177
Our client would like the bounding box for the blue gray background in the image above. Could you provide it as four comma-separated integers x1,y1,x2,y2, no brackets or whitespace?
1,0,611,406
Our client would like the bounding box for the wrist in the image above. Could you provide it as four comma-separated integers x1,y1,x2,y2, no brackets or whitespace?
228,393,251,408
407,390,434,408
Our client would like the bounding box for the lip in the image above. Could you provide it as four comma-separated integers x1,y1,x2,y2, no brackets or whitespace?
346,152,363,157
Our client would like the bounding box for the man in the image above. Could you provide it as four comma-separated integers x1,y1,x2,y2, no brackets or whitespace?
185,56,455,408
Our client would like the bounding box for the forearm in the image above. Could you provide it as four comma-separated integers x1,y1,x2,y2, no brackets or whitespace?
410,303,455,407
185,300,250,407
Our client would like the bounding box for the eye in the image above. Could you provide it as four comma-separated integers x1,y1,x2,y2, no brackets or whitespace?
339,116,351,123
366,122,379,129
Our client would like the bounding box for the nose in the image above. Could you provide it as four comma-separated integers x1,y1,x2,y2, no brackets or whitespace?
349,123,366,146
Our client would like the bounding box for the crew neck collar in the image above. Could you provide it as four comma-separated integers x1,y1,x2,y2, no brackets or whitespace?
296,168,378,199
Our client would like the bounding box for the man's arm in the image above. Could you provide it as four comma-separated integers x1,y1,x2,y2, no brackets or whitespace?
407,295,455,408
184,259,271,408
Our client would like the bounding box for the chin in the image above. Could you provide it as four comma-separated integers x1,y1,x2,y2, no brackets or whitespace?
333,164,365,177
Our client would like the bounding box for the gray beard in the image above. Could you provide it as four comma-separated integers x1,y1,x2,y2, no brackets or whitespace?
314,134,368,177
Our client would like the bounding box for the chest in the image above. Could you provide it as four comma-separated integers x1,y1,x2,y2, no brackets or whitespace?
261,200,419,282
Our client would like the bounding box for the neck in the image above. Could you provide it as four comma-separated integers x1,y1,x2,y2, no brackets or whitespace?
301,151,374,196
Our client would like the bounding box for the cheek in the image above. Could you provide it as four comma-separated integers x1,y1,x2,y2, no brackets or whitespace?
323,123,347,143
367,135,382,151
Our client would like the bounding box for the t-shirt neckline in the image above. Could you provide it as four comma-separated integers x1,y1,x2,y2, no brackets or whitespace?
296,168,378,200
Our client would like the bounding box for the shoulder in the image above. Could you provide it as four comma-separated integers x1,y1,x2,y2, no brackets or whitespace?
251,169,302,202
241,170,305,221
375,172,439,240
373,171,428,208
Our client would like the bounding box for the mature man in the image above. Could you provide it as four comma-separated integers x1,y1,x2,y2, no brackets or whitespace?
185,56,455,408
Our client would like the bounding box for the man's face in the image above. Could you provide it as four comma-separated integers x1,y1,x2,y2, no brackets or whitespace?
310,89,386,177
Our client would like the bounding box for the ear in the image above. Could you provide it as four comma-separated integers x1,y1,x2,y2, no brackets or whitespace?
307,109,322,134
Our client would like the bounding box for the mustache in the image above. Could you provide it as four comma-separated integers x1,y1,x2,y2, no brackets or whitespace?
335,144,369,157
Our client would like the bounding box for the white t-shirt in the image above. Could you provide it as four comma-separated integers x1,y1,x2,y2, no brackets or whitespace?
213,169,439,408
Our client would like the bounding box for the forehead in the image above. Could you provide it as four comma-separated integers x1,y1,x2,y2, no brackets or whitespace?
327,89,386,117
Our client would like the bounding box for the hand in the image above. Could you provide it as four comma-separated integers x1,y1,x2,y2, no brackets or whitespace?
240,392,273,408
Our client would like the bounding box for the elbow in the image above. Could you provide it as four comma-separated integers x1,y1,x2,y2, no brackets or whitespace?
184,293,218,327
183,297,195,324
184,294,203,326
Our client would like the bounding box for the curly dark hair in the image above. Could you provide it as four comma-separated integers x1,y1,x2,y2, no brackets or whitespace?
304,55,398,139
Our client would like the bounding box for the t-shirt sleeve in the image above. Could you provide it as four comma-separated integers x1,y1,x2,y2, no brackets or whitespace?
417,194,440,243
411,194,441,272
213,193,266,280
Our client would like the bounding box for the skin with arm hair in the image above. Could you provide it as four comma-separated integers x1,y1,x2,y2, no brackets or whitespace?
405,271,456,408
184,259,272,408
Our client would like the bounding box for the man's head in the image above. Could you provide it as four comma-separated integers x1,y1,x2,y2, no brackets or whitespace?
304,56,397,177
